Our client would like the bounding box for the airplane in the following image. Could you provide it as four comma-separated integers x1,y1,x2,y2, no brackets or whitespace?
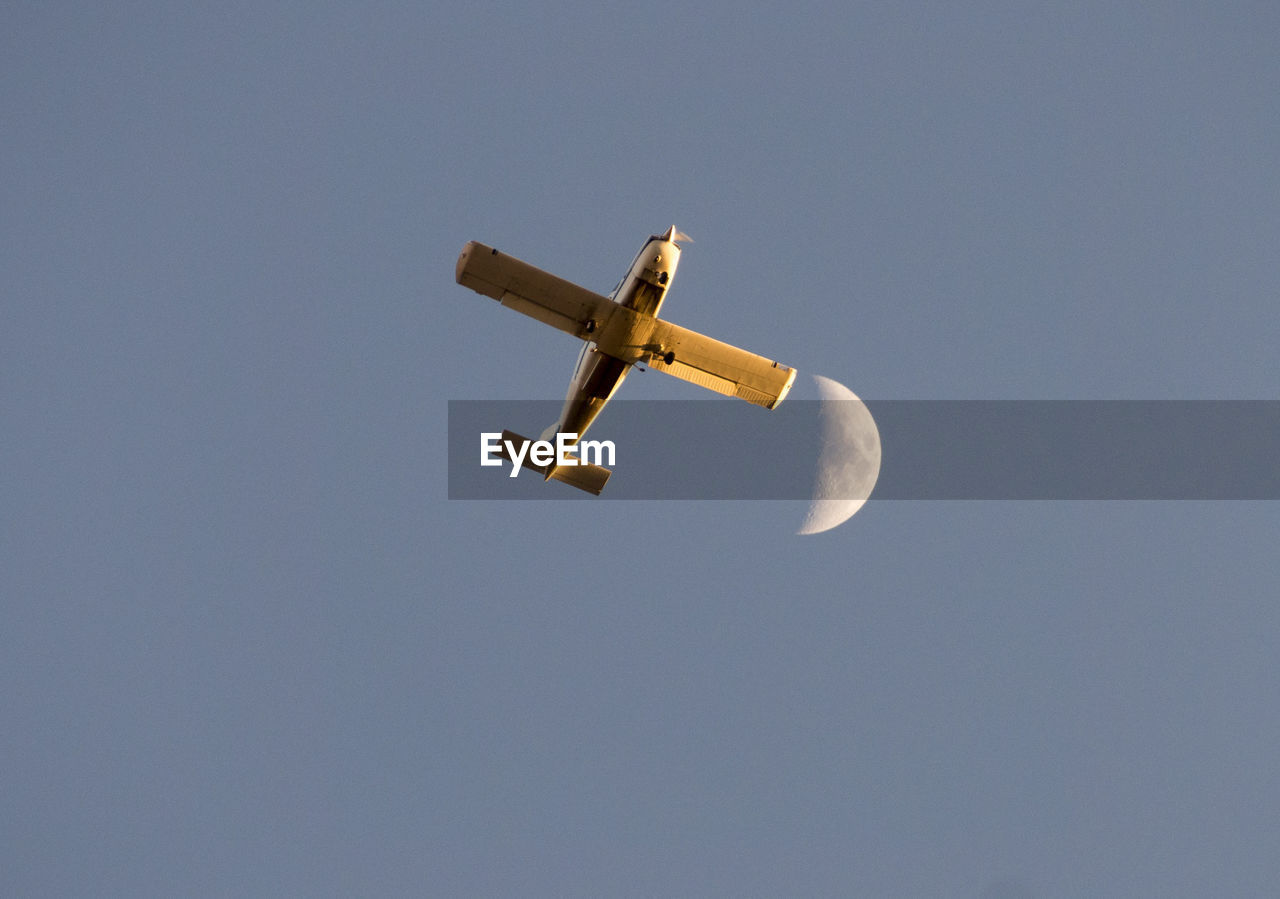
456,225,796,494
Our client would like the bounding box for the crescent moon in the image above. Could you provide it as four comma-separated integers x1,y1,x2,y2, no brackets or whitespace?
797,375,881,535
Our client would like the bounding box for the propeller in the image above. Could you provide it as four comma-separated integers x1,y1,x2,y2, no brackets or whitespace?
660,225,694,245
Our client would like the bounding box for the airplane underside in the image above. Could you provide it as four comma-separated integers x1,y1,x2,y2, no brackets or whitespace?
457,226,796,494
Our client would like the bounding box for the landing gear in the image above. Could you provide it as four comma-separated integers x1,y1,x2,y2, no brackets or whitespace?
662,351,675,365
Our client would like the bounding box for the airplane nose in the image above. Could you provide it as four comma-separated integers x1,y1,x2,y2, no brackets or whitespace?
660,225,692,245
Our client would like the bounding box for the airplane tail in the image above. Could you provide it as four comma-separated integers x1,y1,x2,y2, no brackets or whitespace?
497,429,612,496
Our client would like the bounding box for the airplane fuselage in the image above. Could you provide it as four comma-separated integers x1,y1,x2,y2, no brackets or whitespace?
550,227,684,441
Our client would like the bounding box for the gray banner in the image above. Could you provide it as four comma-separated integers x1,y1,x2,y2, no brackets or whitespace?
448,400,1280,500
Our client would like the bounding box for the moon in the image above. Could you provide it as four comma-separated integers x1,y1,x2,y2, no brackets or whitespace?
797,375,881,535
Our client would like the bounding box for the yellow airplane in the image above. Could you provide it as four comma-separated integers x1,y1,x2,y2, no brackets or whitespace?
456,226,796,494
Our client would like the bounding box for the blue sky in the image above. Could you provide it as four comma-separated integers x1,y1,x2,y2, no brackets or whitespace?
5,2,1279,895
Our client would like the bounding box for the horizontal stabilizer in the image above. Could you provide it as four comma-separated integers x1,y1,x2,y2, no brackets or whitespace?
497,429,611,496
546,459,611,495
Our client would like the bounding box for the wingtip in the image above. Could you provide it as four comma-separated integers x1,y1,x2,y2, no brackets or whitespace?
772,366,798,408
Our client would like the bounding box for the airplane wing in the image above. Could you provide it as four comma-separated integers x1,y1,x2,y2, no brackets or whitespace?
640,318,797,408
456,241,616,341
588,303,797,409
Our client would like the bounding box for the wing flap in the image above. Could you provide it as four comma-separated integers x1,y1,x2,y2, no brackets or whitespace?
456,241,615,341
659,358,738,397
